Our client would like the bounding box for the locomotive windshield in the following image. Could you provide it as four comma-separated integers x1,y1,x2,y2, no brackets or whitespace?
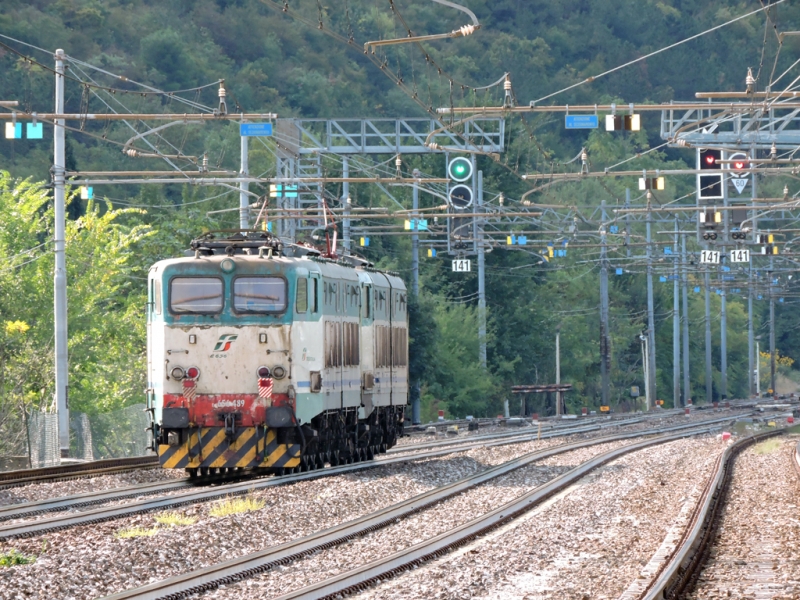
233,277,287,313
170,277,224,313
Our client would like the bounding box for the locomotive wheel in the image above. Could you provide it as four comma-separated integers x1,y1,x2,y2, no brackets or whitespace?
187,468,198,479
200,467,209,478
330,450,340,466
366,446,375,460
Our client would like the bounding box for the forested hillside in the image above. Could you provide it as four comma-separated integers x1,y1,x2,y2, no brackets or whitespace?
1,0,799,428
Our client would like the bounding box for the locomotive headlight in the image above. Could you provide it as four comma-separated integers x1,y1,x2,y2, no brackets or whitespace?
257,365,271,378
272,365,287,379
170,366,186,380
186,366,200,380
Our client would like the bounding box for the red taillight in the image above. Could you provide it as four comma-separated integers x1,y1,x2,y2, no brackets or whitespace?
257,366,270,378
186,366,200,379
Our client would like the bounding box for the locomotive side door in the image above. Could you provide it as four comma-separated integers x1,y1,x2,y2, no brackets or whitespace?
322,278,344,410
358,273,375,415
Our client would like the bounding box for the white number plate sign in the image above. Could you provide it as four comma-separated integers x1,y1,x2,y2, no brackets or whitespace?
700,250,720,264
452,259,472,272
729,249,750,263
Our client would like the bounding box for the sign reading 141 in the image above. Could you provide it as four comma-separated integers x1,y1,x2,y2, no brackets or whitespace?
452,259,472,273
700,250,721,264
729,249,750,263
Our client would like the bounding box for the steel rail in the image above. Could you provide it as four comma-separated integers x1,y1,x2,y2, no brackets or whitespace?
637,428,786,600
101,421,733,600
0,456,158,488
0,478,194,523
267,426,731,600
388,416,645,453
0,414,649,524
0,416,739,541
0,414,634,527
794,440,800,479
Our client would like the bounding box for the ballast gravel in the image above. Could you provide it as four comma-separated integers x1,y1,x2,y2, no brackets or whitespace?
686,436,800,600
200,438,635,599
352,435,726,600
0,467,183,507
0,435,575,599
0,410,743,599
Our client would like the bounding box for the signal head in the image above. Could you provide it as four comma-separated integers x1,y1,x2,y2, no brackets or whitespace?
448,157,473,183
699,148,722,170
728,152,750,175
448,184,473,210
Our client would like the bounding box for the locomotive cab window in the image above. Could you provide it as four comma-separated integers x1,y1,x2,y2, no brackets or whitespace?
170,277,224,314
296,278,308,313
233,277,287,313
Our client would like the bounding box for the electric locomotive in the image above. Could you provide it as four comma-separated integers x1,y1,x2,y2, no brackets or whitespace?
146,231,408,476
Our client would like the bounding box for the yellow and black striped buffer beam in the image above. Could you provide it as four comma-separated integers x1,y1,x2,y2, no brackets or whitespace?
158,427,301,470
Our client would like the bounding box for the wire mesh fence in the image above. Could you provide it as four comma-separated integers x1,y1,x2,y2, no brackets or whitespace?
0,404,153,471
27,411,60,469
80,404,151,460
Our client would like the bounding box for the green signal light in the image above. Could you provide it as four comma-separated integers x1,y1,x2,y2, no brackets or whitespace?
448,157,472,182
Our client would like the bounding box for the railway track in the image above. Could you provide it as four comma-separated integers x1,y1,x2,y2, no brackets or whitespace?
0,413,645,490
0,413,662,525
0,405,753,489
99,418,737,600
0,456,158,488
625,428,788,600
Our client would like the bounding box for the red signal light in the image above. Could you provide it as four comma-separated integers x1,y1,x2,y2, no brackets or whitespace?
728,152,750,175
186,366,200,379
257,366,271,378
699,149,722,171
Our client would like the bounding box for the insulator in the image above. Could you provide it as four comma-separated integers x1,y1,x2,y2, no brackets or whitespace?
784,185,789,199
395,156,402,168
498,192,504,206
770,142,777,160
503,75,514,108
458,24,475,36
125,148,139,158
218,83,228,116
745,67,755,92
428,142,442,151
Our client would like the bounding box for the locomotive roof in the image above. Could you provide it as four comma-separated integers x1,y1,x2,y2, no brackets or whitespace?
150,254,407,291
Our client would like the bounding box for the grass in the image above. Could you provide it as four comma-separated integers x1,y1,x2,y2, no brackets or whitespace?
154,512,197,527
114,526,160,539
0,549,35,567
209,494,265,518
754,438,783,454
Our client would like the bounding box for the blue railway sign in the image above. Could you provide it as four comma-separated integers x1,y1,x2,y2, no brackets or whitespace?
240,123,273,137
565,115,599,129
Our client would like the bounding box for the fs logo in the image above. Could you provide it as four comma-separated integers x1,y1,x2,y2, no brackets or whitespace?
212,334,238,354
